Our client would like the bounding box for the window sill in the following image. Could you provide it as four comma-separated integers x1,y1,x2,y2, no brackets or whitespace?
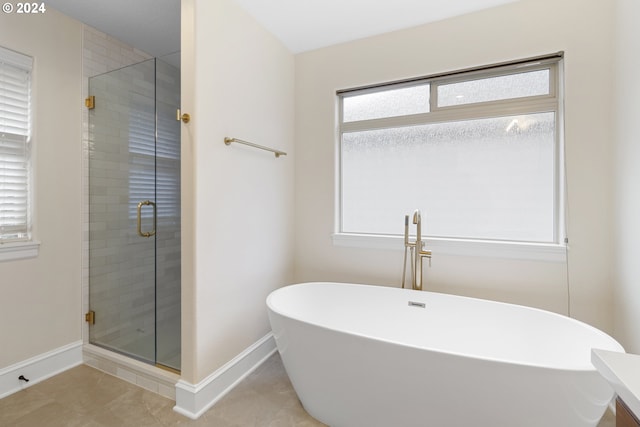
332,233,567,263
0,241,40,262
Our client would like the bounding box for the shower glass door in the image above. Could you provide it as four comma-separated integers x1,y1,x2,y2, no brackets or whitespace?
88,58,181,371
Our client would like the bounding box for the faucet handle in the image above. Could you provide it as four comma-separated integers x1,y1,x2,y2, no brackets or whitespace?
421,249,432,267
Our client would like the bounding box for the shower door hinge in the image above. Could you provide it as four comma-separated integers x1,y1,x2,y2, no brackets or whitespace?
85,96,95,110
85,310,95,325
177,108,191,123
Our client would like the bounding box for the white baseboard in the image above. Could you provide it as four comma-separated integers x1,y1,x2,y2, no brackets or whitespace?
0,341,83,399
173,333,277,419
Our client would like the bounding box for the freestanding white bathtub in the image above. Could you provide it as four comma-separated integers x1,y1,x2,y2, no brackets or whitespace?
266,282,624,427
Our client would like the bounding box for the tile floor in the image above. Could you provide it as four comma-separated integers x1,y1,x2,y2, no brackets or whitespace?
0,353,323,427
0,352,616,427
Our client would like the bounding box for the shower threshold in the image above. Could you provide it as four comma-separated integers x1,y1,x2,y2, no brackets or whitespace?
83,344,179,400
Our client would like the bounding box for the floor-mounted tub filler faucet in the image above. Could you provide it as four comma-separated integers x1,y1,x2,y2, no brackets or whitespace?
402,210,432,291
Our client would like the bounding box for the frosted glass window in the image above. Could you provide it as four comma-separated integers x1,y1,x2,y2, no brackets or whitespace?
341,113,556,242
343,84,429,122
438,70,550,107
338,57,562,244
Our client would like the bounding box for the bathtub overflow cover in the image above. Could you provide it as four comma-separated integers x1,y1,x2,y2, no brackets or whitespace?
408,301,426,308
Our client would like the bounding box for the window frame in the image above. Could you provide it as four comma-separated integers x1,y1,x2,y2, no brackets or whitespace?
0,45,39,261
334,54,566,261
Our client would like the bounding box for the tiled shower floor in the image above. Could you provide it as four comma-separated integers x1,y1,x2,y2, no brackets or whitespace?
0,352,615,426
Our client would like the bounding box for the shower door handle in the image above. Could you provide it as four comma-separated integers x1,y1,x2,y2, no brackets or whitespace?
137,200,157,238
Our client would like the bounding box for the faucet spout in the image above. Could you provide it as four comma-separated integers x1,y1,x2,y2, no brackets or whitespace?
404,210,431,291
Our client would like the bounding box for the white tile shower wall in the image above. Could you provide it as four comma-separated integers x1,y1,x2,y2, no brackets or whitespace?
82,24,152,349
82,24,181,380
88,59,158,361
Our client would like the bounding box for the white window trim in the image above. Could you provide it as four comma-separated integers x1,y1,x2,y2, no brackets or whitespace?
334,54,567,260
332,233,566,263
0,45,35,260
0,240,40,262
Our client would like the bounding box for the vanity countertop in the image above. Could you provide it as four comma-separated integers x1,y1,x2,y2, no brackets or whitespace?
592,349,640,417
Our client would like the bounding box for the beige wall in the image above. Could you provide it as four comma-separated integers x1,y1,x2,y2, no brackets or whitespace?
0,10,83,368
181,0,296,383
613,0,640,353
294,0,615,333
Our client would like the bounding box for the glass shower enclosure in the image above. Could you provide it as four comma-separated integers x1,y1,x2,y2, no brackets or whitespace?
87,58,181,372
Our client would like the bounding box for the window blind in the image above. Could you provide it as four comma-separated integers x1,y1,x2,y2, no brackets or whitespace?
0,46,32,242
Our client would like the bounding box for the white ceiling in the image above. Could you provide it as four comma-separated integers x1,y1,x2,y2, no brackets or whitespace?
46,0,181,58
45,0,519,56
235,0,520,53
